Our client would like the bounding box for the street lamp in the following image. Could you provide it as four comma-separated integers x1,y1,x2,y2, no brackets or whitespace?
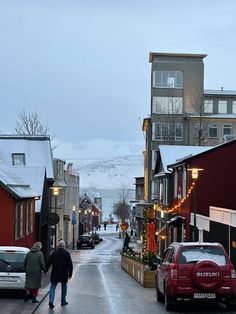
50,186,62,249
187,168,204,242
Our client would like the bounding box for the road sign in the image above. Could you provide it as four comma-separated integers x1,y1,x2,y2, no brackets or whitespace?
48,213,60,225
72,211,76,225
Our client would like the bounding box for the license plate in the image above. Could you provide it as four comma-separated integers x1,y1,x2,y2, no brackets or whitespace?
194,293,215,299
0,276,18,282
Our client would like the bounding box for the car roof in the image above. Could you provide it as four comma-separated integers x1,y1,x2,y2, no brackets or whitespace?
0,246,30,253
170,242,223,248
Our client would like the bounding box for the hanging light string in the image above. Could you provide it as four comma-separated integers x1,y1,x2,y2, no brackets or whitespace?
154,181,196,214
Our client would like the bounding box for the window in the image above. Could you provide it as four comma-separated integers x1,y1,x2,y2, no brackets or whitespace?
204,100,213,113
175,123,183,141
15,203,24,240
208,123,218,138
153,71,183,88
12,153,25,166
163,249,174,263
232,101,236,114
153,122,183,141
152,96,183,114
174,171,178,198
153,122,169,140
26,202,33,235
223,124,232,136
218,100,227,114
182,168,186,197
193,123,204,138
164,178,168,204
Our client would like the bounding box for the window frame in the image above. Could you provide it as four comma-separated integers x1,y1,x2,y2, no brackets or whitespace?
26,201,33,235
15,203,24,240
153,71,183,89
232,101,236,114
12,153,26,166
152,96,183,114
153,122,183,142
208,123,218,138
223,124,232,136
204,100,213,114
218,100,227,114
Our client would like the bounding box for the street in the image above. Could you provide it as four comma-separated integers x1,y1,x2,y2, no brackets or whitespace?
0,228,235,314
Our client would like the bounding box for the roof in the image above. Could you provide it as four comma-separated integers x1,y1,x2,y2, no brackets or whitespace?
168,138,236,168
186,114,236,119
149,52,207,62
204,89,236,96
0,135,54,211
12,166,46,212
0,135,54,179
0,163,40,199
0,246,30,253
157,145,212,173
170,242,222,247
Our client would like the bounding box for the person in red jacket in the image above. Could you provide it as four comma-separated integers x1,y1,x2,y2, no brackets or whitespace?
46,240,73,309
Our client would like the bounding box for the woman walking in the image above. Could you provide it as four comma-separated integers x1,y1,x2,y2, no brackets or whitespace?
24,242,47,303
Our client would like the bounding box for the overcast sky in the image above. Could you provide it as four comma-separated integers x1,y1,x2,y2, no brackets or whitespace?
0,0,236,159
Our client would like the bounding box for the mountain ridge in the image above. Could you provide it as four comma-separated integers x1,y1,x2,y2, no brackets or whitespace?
68,154,144,189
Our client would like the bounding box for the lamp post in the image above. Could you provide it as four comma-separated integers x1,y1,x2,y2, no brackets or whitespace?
51,186,61,249
188,168,203,242
72,206,76,250
84,209,87,233
78,209,81,237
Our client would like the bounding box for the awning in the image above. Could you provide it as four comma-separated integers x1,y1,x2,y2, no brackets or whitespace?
167,215,186,227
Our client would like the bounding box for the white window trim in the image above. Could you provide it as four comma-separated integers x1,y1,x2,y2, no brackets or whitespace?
218,100,227,114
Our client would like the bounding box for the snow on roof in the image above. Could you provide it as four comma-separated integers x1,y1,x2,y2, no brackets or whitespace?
0,135,54,179
158,145,212,173
186,113,236,119
0,136,54,212
0,164,40,199
12,166,46,212
204,89,236,96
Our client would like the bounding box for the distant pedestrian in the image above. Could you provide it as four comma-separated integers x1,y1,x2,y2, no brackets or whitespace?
104,222,107,231
123,232,130,252
46,240,73,309
130,229,134,237
116,223,119,231
98,224,101,231
24,242,47,304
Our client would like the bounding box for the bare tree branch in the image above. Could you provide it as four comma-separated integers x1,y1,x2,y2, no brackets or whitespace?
113,186,131,221
15,109,49,135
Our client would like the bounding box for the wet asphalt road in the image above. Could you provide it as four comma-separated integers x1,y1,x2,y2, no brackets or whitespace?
0,228,235,313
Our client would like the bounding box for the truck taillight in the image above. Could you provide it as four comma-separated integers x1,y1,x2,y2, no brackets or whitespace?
231,269,236,279
170,265,178,279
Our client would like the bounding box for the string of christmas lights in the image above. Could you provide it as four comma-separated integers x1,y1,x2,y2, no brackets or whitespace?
154,181,196,214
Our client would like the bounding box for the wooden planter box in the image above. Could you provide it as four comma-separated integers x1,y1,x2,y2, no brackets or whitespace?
121,254,156,288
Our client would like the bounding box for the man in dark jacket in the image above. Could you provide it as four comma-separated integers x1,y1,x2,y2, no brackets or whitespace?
46,240,73,308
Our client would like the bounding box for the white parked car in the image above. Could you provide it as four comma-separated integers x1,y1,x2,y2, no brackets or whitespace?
0,246,29,290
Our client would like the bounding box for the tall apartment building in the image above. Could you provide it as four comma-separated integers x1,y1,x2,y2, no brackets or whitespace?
145,52,236,201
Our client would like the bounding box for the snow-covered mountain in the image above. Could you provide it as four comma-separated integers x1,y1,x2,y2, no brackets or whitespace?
69,154,144,189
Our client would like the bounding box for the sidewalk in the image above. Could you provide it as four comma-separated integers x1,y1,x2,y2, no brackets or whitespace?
32,249,81,313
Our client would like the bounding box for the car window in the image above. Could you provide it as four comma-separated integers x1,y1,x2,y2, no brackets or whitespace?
0,252,26,272
179,246,226,266
163,249,174,263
